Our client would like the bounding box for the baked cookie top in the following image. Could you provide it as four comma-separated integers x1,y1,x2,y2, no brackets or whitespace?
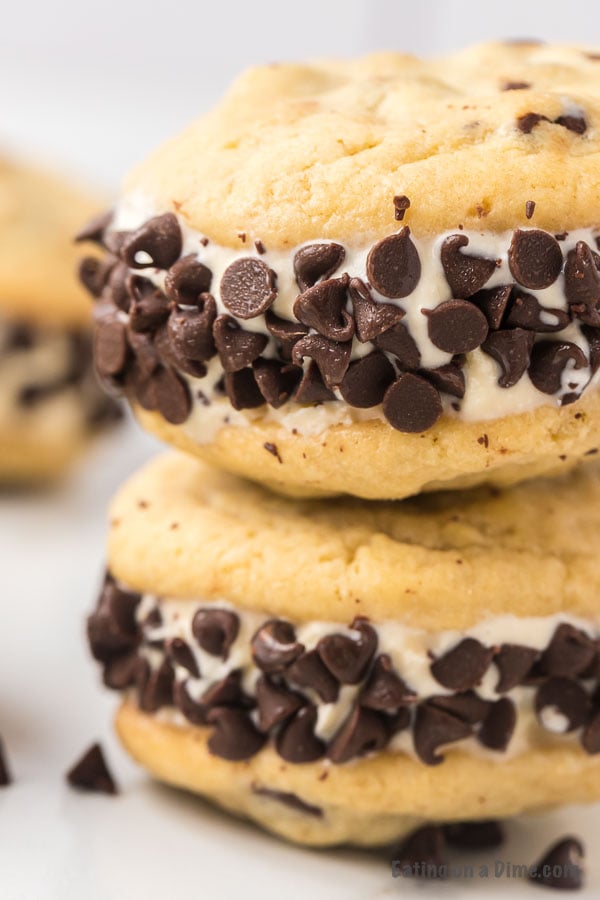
0,157,102,325
108,452,600,629
125,41,600,248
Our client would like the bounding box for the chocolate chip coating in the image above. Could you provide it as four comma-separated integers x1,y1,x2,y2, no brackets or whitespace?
508,229,563,289
213,315,268,372
482,328,534,388
535,677,590,732
426,300,489,354
164,254,213,305
349,277,405,342
94,319,128,378
293,276,355,341
564,241,600,326
382,373,442,433
430,638,495,691
366,227,421,298
529,341,588,395
276,705,325,763
339,352,396,408
192,608,240,658
478,697,516,750
413,703,472,765
327,705,389,763
121,213,182,270
251,619,304,673
440,234,496,298
207,708,266,761
220,258,277,318
294,242,345,291
292,335,352,388
317,618,377,684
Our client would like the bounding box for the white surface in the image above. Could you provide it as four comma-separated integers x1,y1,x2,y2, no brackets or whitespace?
0,418,599,899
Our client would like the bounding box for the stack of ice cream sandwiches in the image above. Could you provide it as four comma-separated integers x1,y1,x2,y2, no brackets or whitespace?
82,40,600,847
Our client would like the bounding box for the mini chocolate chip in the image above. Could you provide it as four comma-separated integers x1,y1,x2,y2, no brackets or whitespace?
508,229,563,289
127,277,170,333
164,254,212,305
502,81,531,91
478,697,516,750
444,820,505,849
294,242,346,291
528,837,585,890
213,315,268,373
482,328,534,387
517,112,549,133
582,710,600,753
138,659,174,712
564,242,600,326
94,319,128,378
440,235,496,298
293,276,355,341
0,738,11,787
360,655,416,711
106,262,132,312
292,334,352,388
103,651,139,690
392,825,447,878
536,677,590,732
121,213,182,270
165,294,217,365
366,227,421,298
505,292,570,332
75,209,114,245
556,114,587,134
287,649,340,703
220,258,277,318
251,786,323,818
207,708,266,761
429,692,491,725
255,676,305,731
393,195,410,221
421,362,466,399
276,705,326,763
529,341,588,395
153,366,192,424
426,300,489,354
383,373,442,433
126,360,158,411
327,705,389,763
253,358,302,408
339,351,396,408
413,703,473,765
374,321,421,369
173,680,207,725
79,256,115,298
540,624,597,677
192,608,239,659
348,277,405,342
87,575,141,662
66,743,118,794
526,200,536,219
224,368,265,410
201,671,248,708
471,285,512,330
431,638,495,691
293,361,336,403
317,617,377,684
495,644,539,692
166,638,200,677
127,329,160,377
251,620,304,673
265,310,309,353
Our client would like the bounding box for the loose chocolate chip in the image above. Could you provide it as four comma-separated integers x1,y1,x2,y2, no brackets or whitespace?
421,362,466,399
535,677,590,732
528,838,585,890
138,659,175,712
153,366,192,424
224,368,265,410
582,710,600,753
517,112,549,133
564,242,600,326
165,294,217,365
529,341,588,395
292,334,352,388
471,285,512,330
317,617,377,684
444,820,505,849
192,608,239,659
556,114,587,134
213,315,268,373
495,644,539,692
339,351,396,408
294,242,346,291
431,638,495,691
508,229,563,289
440,235,497,298
287,649,340,703
374,321,421,370
482,328,534,387
207,708,266,761
67,743,118,795
220,258,277,319
505,292,570,332
103,651,139,690
327,705,389,763
429,692,491,725
293,360,336,403
87,575,141,662
251,786,323,818
383,373,442,433
393,195,410,221
366,227,421,298
413,703,473,765
166,638,200,677
293,276,354,341
349,277,405,342
201,671,248,709
79,256,115,298
265,310,309,357
255,676,305,731
251,620,304,673
526,200,536,219
426,300,489,354
173,680,207,725
0,738,11,787
94,319,128,378
360,654,416,711
478,697,516,750
392,825,447,879
253,358,302,408
75,209,114,245
164,254,213,305
502,81,531,91
121,213,182,270
540,624,597,678
276,705,326,763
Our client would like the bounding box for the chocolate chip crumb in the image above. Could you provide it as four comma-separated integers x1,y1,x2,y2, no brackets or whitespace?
66,743,118,795
263,442,282,463
255,239,266,255
502,81,531,91
252,785,323,818
526,200,536,219
478,434,489,448
393,195,410,221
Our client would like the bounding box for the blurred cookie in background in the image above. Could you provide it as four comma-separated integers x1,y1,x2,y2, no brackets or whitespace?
0,156,121,484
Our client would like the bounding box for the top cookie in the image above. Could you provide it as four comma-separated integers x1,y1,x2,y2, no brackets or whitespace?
126,40,600,247
0,157,102,325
